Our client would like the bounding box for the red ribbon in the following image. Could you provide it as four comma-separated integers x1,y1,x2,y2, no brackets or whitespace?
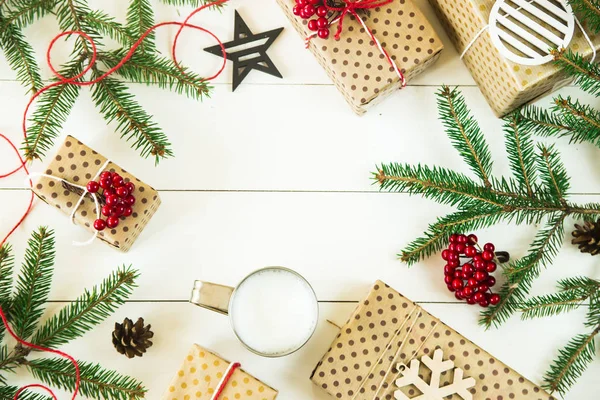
211,362,241,400
324,0,394,40
0,0,228,249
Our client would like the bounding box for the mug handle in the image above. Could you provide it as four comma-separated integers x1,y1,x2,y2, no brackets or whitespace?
189,281,234,315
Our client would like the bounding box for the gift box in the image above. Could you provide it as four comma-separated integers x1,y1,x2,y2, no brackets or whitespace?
32,135,160,252
429,0,600,117
276,0,444,114
162,344,278,400
311,280,556,400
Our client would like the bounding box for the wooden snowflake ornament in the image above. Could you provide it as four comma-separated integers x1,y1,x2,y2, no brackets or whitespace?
394,349,476,400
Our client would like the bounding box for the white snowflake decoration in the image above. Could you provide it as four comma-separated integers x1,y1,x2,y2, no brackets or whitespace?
394,349,476,400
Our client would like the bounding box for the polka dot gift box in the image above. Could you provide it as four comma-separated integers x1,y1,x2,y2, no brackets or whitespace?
32,135,161,252
428,0,600,117
311,280,557,400
162,344,278,400
275,0,444,115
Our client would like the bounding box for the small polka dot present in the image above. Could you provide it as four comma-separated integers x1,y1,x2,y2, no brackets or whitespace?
275,0,444,115
311,280,556,400
32,135,161,252
428,0,600,117
162,344,278,400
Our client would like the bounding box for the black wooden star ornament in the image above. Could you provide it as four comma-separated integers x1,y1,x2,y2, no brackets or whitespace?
204,11,284,91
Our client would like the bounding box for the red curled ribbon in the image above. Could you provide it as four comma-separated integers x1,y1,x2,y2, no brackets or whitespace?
324,0,393,41
0,1,228,399
0,0,228,249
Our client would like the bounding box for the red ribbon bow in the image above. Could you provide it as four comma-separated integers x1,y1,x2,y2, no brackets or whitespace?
325,0,394,40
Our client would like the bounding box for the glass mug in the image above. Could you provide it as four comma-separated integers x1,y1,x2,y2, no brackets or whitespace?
189,267,319,357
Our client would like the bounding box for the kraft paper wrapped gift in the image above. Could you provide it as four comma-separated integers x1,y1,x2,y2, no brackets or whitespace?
162,344,278,400
32,135,161,252
428,0,600,117
276,0,444,114
311,280,556,400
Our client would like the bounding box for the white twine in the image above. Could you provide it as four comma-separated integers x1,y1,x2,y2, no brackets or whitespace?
27,159,111,246
460,5,595,64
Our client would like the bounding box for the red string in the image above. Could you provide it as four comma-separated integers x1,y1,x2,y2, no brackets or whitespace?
0,0,228,250
211,362,241,400
0,2,229,398
324,0,393,40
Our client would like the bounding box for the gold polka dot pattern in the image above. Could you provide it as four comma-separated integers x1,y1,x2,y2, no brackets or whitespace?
162,344,278,400
276,0,444,115
311,280,556,400
32,135,161,253
429,0,600,117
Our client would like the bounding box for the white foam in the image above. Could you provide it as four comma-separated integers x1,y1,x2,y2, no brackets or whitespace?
230,268,318,356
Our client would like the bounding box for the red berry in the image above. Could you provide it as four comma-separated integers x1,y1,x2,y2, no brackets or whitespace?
449,234,459,243
124,195,136,206
482,250,494,261
307,19,318,31
444,264,455,275
453,270,463,279
103,188,115,197
125,182,135,193
303,4,315,16
293,4,303,15
451,278,464,290
486,262,497,273
490,294,501,305
444,275,453,285
483,243,495,252
479,298,490,308
463,286,474,297
101,205,114,217
317,28,329,39
114,204,126,217
455,243,466,254
447,251,459,262
464,245,477,257
86,181,100,193
99,178,112,189
106,216,119,229
473,292,484,302
457,234,467,244
106,195,120,207
93,219,106,231
99,171,112,181
441,249,450,261
474,271,489,282
122,206,133,217
116,186,129,198
448,259,460,268
467,234,478,244
447,284,456,292
466,296,477,305
448,243,457,252
297,0,308,6
462,263,474,275
477,284,489,293
455,291,465,300
317,16,328,29
473,254,483,263
316,5,328,17
486,276,497,287
467,278,478,287
474,259,486,271
308,0,320,4
112,175,124,188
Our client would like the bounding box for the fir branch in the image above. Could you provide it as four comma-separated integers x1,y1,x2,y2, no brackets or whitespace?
0,243,14,341
27,358,146,400
126,0,156,54
99,50,210,100
517,105,574,138
552,96,600,148
0,386,53,400
558,276,600,295
552,49,600,97
437,85,493,187
90,70,173,163
81,10,133,46
503,112,537,196
480,214,566,328
23,59,83,161
0,0,56,28
32,266,139,348
521,291,589,319
54,0,98,54
543,329,599,395
0,19,43,94
569,0,600,34
10,227,55,340
537,144,570,202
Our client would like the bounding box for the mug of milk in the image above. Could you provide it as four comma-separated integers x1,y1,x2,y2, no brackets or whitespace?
189,267,319,357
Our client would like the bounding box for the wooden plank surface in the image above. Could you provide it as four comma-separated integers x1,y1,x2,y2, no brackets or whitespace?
1,0,599,399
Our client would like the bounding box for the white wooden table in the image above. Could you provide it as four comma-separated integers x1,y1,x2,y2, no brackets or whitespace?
1,0,599,398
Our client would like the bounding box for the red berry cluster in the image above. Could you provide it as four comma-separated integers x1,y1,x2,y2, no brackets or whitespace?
86,171,136,231
293,0,331,39
441,234,501,308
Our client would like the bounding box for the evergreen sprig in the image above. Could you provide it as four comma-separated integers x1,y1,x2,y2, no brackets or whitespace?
374,86,600,330
0,227,144,399
0,0,221,163
0,386,53,400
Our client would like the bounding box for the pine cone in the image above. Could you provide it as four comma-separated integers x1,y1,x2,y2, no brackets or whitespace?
572,220,600,256
112,317,154,358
